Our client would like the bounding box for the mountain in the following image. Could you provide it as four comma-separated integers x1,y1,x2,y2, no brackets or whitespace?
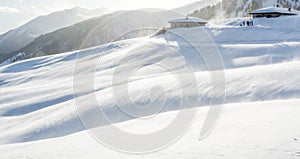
0,7,109,63
188,0,300,20
3,0,300,65
0,16,300,158
1,10,181,65
1,0,248,65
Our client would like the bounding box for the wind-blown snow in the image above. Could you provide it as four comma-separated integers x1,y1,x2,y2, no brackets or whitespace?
0,15,300,158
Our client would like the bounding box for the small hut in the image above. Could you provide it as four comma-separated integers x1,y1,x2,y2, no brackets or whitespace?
168,17,207,28
249,7,299,18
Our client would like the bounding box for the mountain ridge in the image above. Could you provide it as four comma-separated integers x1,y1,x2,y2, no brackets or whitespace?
1,10,181,65
0,6,109,63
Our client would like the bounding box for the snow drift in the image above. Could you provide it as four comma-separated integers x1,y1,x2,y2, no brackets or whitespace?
0,15,300,158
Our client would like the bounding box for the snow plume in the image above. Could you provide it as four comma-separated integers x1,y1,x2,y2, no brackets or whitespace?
0,7,20,13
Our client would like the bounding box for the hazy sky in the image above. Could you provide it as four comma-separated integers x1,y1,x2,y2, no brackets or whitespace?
0,0,198,34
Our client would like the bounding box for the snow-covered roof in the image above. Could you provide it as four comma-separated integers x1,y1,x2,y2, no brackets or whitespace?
168,17,207,23
249,7,300,15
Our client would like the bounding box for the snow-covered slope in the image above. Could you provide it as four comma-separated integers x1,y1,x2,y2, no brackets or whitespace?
0,15,300,158
0,7,109,60
0,100,299,159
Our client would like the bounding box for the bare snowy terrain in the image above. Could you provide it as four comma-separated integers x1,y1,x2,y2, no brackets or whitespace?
0,16,300,158
0,100,299,159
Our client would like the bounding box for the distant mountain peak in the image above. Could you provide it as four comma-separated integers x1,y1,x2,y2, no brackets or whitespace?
73,6,82,9
0,6,110,63
69,6,87,12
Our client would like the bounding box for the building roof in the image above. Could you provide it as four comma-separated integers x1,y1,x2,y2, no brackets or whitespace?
249,7,300,15
168,17,207,23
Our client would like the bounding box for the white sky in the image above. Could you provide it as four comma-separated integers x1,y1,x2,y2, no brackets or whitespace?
0,0,199,34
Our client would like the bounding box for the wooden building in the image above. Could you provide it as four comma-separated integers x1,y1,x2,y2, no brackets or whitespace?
168,17,207,28
249,7,299,18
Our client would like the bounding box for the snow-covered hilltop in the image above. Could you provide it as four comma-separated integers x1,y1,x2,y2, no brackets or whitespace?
0,14,300,158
